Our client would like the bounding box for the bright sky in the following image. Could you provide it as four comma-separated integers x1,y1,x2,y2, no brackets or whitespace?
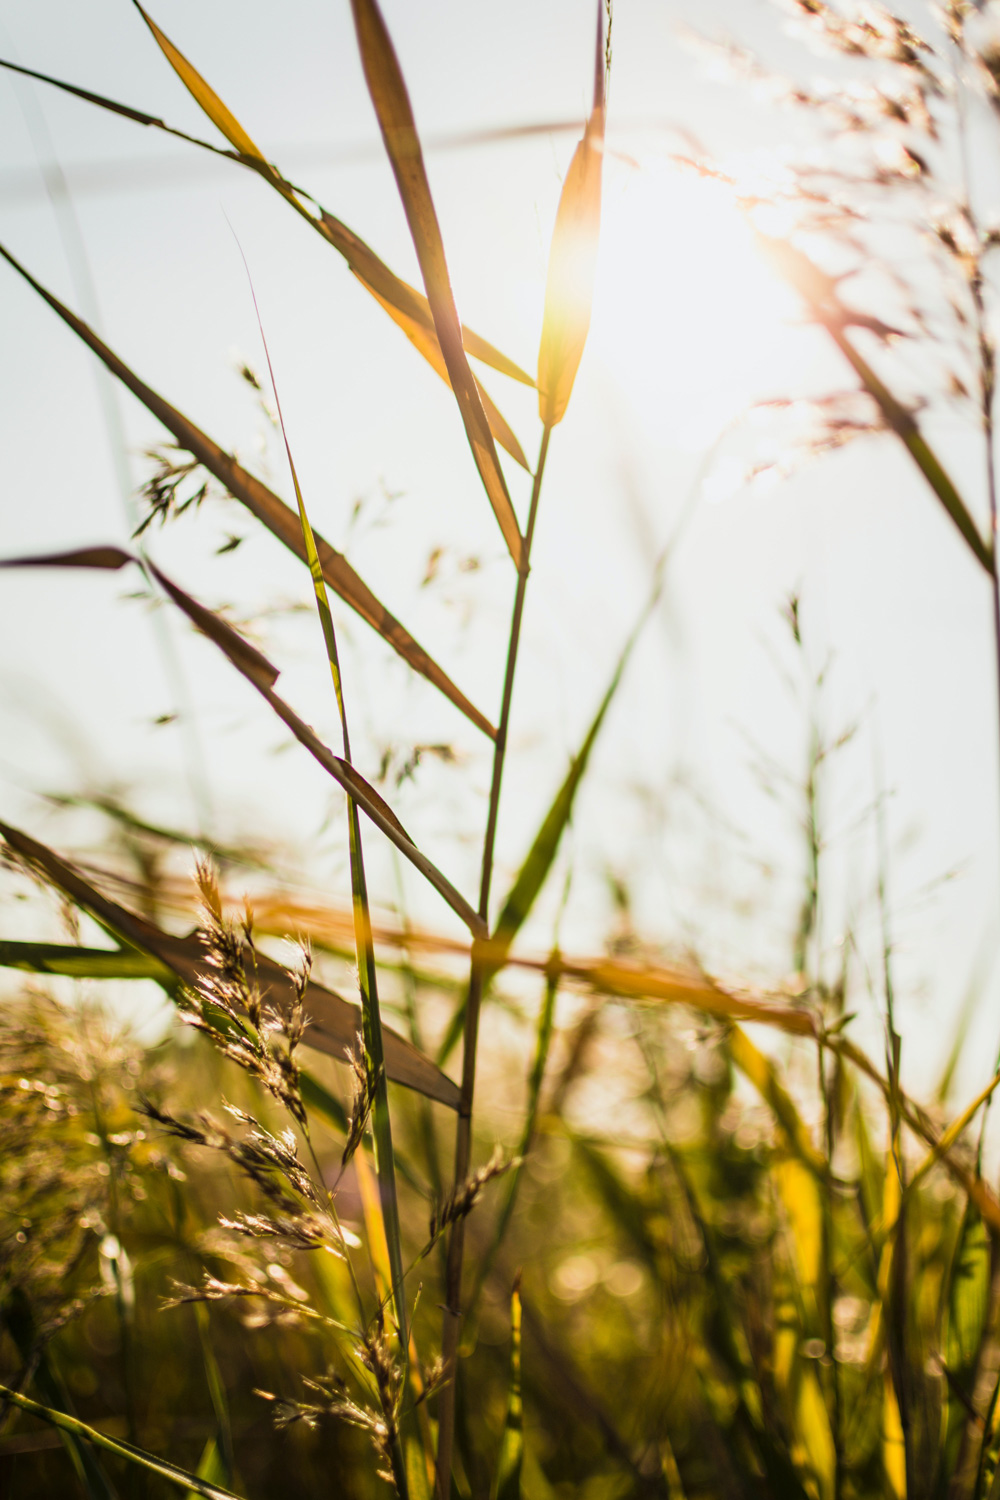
1,0,998,1108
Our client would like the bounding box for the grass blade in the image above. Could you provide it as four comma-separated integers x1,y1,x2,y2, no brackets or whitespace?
0,939,171,981
0,240,496,738
756,233,992,573
242,269,411,1356
491,1278,524,1500
0,1383,245,1499
142,560,485,934
131,2,266,165
941,1206,990,1484
0,56,534,399
537,2,605,428
348,0,524,567
486,547,663,981
1,541,484,931
0,818,461,1108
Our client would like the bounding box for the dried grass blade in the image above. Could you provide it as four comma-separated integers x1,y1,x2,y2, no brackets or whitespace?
0,819,460,1108
0,1383,245,1500
0,544,132,570
0,240,495,738
537,2,605,427
131,2,267,165
833,1037,1000,1236
365,276,529,468
756,233,992,573
0,56,533,390
348,0,524,567
140,561,484,936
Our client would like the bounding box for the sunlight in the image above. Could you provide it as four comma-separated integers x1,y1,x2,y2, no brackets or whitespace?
592,159,806,451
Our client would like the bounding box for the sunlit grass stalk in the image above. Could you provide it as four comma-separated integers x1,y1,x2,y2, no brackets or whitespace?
436,422,551,1494
237,255,412,1492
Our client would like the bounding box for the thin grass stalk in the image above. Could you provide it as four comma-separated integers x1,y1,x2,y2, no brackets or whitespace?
241,267,411,1374
435,422,552,1496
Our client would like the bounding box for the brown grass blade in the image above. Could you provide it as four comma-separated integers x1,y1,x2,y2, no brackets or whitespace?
756,232,993,573
142,561,485,937
537,2,605,428
348,0,525,566
0,819,460,1108
364,278,529,469
0,545,132,570
0,54,533,397
0,240,495,738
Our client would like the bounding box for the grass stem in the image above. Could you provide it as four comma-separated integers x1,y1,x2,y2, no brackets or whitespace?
435,424,551,1497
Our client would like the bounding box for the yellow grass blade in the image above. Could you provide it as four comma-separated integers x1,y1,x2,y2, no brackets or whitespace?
0,54,534,396
0,240,495,739
729,1026,827,1175
132,2,267,166
348,0,524,567
537,2,605,427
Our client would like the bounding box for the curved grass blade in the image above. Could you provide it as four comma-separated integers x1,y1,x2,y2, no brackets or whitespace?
0,57,534,400
537,1,605,428
0,1383,244,1499
0,240,496,739
141,560,484,935
491,1278,523,1500
348,0,524,567
0,818,461,1108
756,233,992,573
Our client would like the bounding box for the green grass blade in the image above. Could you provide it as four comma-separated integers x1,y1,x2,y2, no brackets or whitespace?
0,240,496,739
243,274,410,1362
486,580,661,983
491,1279,523,1500
0,1384,245,1499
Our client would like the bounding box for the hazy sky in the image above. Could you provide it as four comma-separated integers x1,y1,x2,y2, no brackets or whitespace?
1,0,998,1105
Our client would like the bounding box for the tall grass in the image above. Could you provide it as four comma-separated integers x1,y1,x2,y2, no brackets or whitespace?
4,1,1000,1497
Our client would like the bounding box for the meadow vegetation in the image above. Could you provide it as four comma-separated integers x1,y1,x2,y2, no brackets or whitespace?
4,1,1000,1497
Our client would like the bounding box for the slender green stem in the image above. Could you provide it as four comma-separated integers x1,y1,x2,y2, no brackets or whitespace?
435,424,552,1497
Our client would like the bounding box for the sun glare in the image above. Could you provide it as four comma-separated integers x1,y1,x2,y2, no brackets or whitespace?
592,160,806,452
